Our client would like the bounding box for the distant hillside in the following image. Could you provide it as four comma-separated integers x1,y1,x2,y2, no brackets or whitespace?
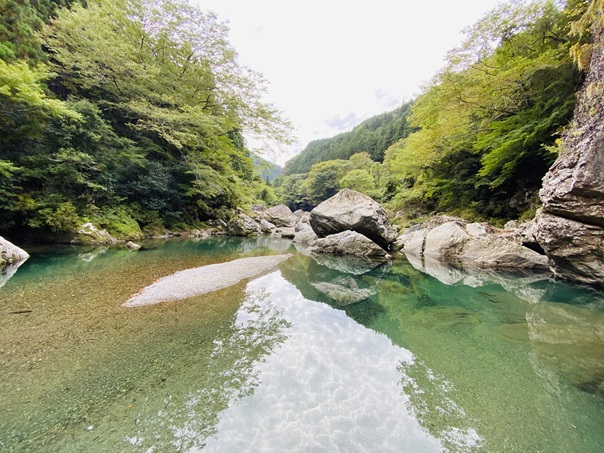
254,156,282,182
283,102,414,175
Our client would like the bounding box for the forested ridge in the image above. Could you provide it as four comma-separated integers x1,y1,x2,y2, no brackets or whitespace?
0,0,597,242
276,0,592,225
0,0,290,240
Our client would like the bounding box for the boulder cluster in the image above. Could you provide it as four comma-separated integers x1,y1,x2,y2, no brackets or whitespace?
294,189,398,258
227,204,298,238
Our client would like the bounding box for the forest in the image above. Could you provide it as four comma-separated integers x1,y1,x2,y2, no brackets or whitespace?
0,0,596,240
0,0,290,239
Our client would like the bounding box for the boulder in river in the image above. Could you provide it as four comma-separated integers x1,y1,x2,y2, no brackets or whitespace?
265,204,296,228
72,222,117,245
395,217,549,271
309,230,390,258
0,236,29,269
309,189,397,250
228,213,262,236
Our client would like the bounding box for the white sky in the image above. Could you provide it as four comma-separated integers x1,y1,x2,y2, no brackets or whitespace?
194,0,503,165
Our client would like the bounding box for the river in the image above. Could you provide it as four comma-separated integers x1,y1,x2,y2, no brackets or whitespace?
1,237,603,452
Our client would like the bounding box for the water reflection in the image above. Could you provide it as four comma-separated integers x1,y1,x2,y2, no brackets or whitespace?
203,273,449,452
1,239,603,452
125,288,292,451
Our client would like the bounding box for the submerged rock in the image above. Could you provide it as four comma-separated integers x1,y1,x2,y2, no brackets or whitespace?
309,189,397,250
312,277,376,306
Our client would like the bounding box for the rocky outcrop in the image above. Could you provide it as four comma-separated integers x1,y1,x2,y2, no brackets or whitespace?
229,204,298,238
309,230,390,257
309,189,397,250
396,217,549,271
0,237,29,268
532,10,604,286
72,222,117,245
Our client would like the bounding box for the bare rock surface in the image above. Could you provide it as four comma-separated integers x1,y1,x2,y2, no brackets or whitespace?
123,254,292,307
0,236,29,268
72,222,117,245
309,230,390,257
265,204,296,228
228,213,262,236
309,189,397,250
396,216,549,271
532,15,604,285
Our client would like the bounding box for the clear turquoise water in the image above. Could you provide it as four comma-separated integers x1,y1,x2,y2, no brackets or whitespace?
1,237,603,452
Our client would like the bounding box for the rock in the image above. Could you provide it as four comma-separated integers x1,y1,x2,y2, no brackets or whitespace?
0,236,29,268
259,219,277,234
293,223,318,247
126,241,141,251
265,204,296,228
309,189,397,250
396,216,549,271
312,277,376,306
294,211,311,231
228,214,262,236
309,230,390,257
531,18,604,286
276,227,296,239
72,223,116,245
533,210,604,285
423,221,469,259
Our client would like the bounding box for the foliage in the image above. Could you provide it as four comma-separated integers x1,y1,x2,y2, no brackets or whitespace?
383,0,584,221
283,102,414,175
0,0,292,236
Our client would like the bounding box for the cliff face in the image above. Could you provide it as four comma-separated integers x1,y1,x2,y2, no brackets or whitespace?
535,11,604,285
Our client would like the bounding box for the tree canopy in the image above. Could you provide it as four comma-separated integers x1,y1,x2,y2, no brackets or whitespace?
0,0,291,237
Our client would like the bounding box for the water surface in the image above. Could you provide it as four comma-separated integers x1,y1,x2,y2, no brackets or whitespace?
1,238,603,452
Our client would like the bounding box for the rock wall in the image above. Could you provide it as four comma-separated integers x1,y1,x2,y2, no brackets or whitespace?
535,10,604,285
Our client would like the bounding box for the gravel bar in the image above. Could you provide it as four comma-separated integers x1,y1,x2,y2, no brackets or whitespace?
122,254,293,307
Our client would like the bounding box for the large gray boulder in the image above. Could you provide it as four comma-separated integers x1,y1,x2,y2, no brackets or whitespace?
310,230,390,257
265,204,296,228
293,222,318,246
396,218,549,271
0,237,29,268
228,213,262,236
309,189,397,250
72,222,117,245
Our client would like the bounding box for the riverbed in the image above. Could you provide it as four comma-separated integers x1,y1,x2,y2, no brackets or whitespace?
1,237,603,452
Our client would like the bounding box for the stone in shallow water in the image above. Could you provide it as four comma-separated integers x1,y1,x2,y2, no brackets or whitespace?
123,254,292,307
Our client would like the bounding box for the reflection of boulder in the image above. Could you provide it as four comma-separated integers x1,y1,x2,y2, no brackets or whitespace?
310,230,389,257
309,189,397,250
405,253,550,304
310,253,384,275
312,277,377,306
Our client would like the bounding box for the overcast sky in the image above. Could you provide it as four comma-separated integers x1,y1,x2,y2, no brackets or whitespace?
194,0,503,165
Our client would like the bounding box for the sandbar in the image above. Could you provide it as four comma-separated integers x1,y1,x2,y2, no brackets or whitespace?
122,254,292,307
